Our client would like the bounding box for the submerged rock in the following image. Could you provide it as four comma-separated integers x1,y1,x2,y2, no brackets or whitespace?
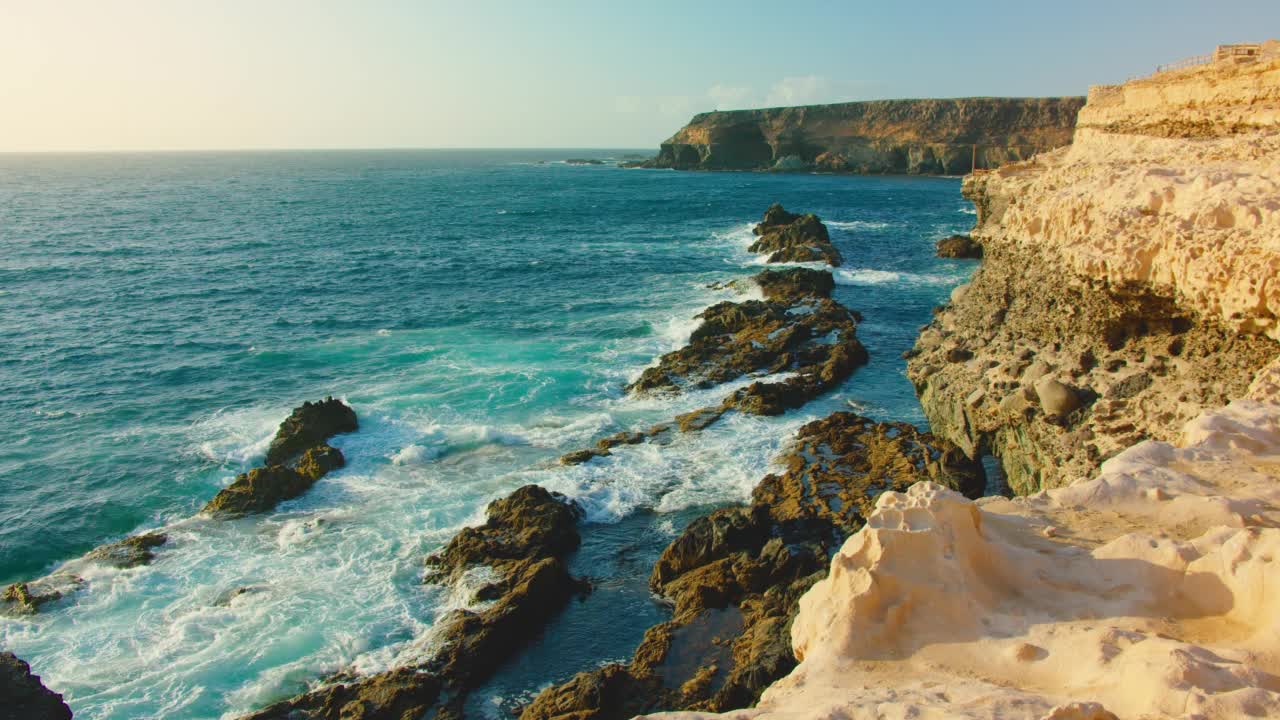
521,413,981,720
0,652,73,720
264,397,357,466
747,207,842,266
82,531,168,569
242,485,586,720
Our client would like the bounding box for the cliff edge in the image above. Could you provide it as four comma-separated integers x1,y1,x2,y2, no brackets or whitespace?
643,42,1280,720
647,97,1084,174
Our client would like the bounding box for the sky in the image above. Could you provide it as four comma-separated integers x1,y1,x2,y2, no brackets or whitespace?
2,0,1277,152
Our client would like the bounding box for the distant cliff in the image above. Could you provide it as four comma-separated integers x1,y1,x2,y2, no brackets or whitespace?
646,97,1085,174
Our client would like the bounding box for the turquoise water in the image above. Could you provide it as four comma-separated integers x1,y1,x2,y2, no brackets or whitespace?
0,150,975,719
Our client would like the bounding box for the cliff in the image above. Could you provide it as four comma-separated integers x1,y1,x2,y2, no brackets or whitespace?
647,97,1085,174
909,42,1280,493
641,42,1280,720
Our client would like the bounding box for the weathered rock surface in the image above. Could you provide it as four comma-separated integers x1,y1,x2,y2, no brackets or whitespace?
0,652,73,720
242,485,585,720
206,399,356,517
934,234,982,258
746,206,842,266
651,399,1280,720
81,531,168,569
752,267,834,304
908,51,1280,493
265,397,358,466
522,414,980,720
645,97,1084,174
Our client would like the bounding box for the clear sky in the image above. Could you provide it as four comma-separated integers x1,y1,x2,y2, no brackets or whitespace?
2,0,1277,152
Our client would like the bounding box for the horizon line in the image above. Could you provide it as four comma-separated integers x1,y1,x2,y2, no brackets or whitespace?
0,146,658,156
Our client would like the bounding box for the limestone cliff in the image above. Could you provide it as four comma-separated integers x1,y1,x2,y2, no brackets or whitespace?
640,42,1280,720
646,97,1084,174
909,43,1280,493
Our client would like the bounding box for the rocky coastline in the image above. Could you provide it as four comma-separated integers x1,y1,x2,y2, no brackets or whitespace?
640,97,1085,174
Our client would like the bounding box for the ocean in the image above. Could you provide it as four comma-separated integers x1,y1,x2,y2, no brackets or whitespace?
0,149,975,719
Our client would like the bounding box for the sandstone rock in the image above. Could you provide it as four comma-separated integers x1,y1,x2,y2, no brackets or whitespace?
0,652,73,720
264,397,357,466
935,234,984,258
1034,378,1082,416
645,98,1084,174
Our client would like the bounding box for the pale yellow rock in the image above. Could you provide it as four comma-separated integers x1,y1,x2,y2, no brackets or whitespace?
645,400,1280,720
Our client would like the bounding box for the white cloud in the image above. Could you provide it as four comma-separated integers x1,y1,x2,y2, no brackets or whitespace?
707,83,754,110
764,76,829,107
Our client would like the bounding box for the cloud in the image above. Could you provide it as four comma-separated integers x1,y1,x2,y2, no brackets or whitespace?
707,83,753,110
764,76,829,107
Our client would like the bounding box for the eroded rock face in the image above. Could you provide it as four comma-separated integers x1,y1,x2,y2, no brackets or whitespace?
202,465,317,517
0,652,73,720
242,485,585,720
522,414,979,720
907,241,1275,494
82,531,168,569
645,97,1085,174
747,207,842,266
265,397,358,466
752,267,834,303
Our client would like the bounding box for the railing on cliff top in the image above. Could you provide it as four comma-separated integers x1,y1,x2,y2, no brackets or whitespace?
1156,53,1212,74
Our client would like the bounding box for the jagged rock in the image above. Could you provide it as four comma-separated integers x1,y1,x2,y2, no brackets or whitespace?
752,267,834,303
264,397,357,466
82,531,167,569
935,234,983,258
747,210,842,266
756,203,799,230
242,485,585,720
0,652,73,720
1,582,65,615
202,465,314,517
520,413,980,720
295,444,344,482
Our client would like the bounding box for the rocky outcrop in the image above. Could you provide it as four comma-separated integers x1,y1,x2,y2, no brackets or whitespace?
934,234,982,258
205,398,356,517
747,205,842,266
265,397,357,466
908,47,1280,494
241,485,585,720
0,652,73,720
646,97,1085,174
523,414,981,720
652,399,1280,720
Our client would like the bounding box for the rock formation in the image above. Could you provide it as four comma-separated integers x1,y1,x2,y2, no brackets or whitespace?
524,414,981,720
645,97,1084,174
747,205,843,266
646,42,1280,720
0,652,73,720
908,45,1280,493
205,398,356,516
241,485,586,720
934,234,982,259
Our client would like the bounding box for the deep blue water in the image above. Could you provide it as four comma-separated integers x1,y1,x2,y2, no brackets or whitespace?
0,150,975,719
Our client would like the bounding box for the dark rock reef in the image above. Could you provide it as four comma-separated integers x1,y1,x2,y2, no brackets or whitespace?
645,97,1085,174
241,485,586,720
0,652,73,720
205,398,356,517
747,205,842,266
522,413,982,720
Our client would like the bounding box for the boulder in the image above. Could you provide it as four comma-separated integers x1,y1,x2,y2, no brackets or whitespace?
1034,378,1082,416
82,531,168,569
935,234,984,258
0,652,73,720
753,267,834,303
264,397,357,466
748,212,843,267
